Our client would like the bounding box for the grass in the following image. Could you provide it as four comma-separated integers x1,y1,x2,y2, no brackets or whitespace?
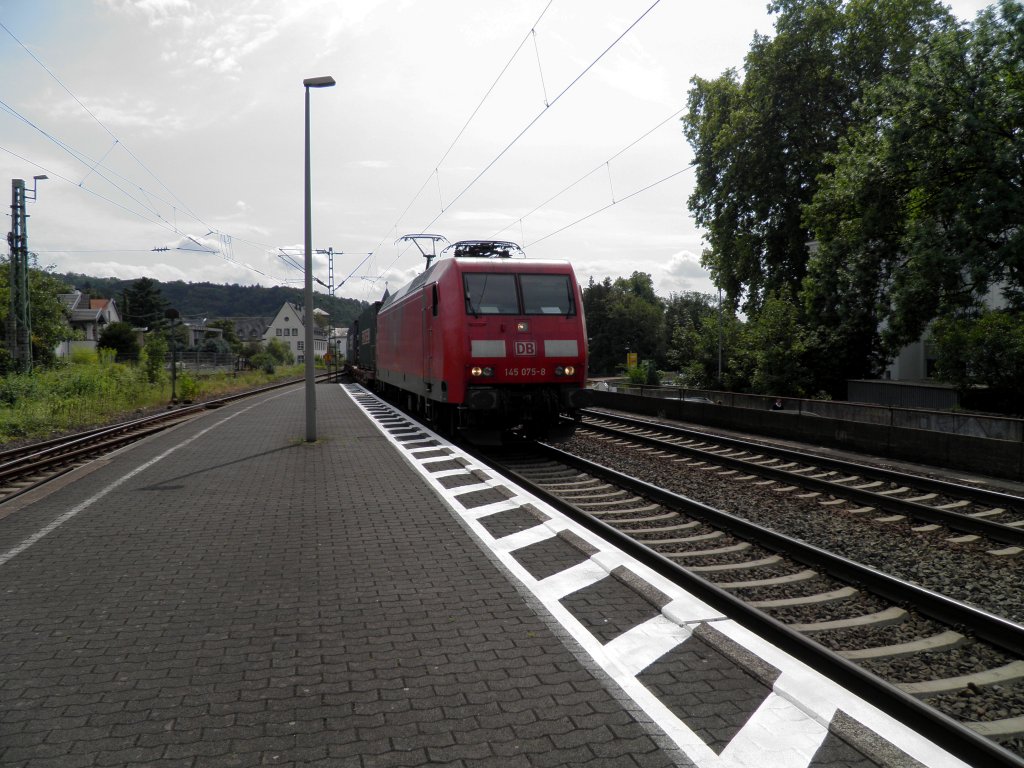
0,360,307,444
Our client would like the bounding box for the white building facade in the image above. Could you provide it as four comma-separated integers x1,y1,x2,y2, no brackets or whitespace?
262,302,328,364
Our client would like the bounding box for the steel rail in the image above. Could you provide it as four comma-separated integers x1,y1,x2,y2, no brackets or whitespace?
489,441,1024,768
583,408,1024,510
580,412,1024,547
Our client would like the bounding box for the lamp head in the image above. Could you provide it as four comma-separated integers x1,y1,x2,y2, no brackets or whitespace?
303,76,335,88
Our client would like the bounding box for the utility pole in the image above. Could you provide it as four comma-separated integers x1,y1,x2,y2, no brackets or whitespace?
7,180,31,372
6,176,46,372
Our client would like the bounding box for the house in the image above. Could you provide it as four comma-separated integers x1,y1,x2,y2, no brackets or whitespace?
56,291,122,358
231,317,272,345
262,302,328,364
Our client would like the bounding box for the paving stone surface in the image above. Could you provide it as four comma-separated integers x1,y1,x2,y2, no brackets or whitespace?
0,385,681,767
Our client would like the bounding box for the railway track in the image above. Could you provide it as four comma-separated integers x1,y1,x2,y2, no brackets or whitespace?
337,384,1023,765
0,375,325,506
579,408,1024,553
476,437,1024,763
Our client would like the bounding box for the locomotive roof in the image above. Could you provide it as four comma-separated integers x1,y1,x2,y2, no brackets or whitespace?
379,256,575,310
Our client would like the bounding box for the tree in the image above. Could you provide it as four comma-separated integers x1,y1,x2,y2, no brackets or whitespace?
663,291,718,374
931,310,1024,414
141,333,167,384
206,319,241,350
121,277,168,330
0,256,74,371
745,292,812,396
583,272,664,375
684,0,951,309
805,1,1024,388
98,321,141,361
265,337,294,365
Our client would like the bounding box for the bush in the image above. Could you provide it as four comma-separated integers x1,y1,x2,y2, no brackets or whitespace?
177,372,200,402
250,352,276,374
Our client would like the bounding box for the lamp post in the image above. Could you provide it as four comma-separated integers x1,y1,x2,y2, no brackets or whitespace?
303,74,335,442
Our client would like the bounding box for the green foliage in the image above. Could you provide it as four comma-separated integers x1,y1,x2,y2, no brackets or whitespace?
176,372,200,402
625,361,661,386
0,257,75,368
200,337,232,355
809,1,1024,362
98,321,141,360
684,0,951,317
120,276,169,330
745,292,811,396
62,272,369,329
141,334,167,384
931,310,1024,413
206,319,241,350
583,272,665,375
250,352,276,374
265,337,294,365
70,347,99,365
0,358,304,443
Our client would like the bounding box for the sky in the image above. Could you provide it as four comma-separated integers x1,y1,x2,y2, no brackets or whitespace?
0,0,994,308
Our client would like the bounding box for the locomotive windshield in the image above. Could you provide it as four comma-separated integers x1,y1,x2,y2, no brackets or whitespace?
463,272,575,316
464,273,519,314
520,274,574,315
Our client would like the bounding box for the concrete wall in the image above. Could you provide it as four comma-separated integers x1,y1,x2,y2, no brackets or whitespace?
589,390,1024,481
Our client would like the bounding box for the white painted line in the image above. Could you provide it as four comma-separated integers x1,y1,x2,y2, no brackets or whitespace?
602,614,693,677
0,393,284,569
491,524,556,554
535,559,609,600
716,620,972,768
463,498,529,520
718,693,829,768
447,482,495,497
427,469,473,479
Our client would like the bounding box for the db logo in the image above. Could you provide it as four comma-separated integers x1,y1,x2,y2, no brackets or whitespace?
514,341,536,356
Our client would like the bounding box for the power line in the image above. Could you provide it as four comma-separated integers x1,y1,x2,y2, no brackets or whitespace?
369,0,664,285
367,1,555,265
491,106,685,240
0,19,210,231
526,165,692,248
418,0,663,232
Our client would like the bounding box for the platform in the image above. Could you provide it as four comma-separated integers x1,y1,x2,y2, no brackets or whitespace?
0,382,970,767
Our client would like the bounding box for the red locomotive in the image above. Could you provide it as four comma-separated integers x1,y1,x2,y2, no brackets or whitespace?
347,237,590,440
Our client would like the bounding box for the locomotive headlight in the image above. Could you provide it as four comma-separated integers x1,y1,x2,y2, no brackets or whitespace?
471,366,483,377
564,366,575,376
555,366,565,376
483,366,494,377
516,321,529,332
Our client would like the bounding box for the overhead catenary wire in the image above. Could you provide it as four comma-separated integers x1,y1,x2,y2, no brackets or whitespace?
0,19,211,232
364,0,555,268
418,0,662,233
491,106,685,240
371,0,664,287
0,22,304,286
526,164,693,248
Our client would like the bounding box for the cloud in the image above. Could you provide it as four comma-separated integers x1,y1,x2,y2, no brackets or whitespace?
347,160,390,169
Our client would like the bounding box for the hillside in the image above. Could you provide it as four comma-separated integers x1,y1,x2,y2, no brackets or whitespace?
59,273,371,327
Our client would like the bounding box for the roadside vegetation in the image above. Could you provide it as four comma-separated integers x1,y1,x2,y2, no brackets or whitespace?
0,351,305,444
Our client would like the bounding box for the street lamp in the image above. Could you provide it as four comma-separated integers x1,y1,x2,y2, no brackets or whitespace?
303,74,335,442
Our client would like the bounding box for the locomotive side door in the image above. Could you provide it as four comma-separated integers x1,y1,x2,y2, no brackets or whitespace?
422,283,438,394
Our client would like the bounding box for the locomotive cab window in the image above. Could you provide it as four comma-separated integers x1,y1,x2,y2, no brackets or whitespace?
464,273,518,315
520,274,574,315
